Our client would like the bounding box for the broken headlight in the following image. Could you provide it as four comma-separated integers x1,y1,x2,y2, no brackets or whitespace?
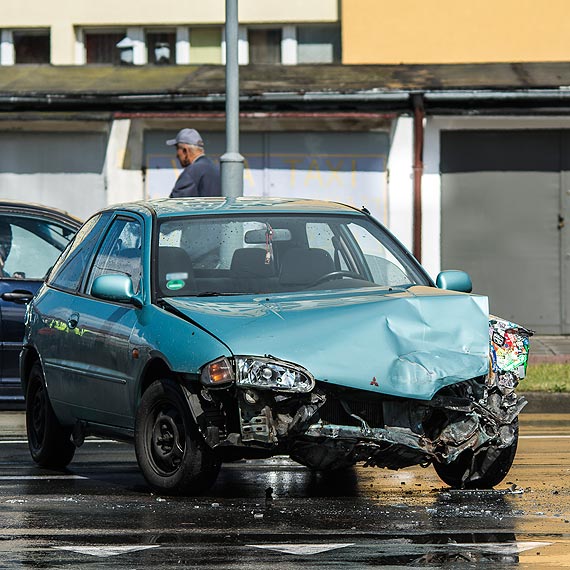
236,357,315,393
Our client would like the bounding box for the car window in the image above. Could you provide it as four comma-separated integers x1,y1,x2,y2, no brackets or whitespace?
0,214,75,280
346,222,415,287
156,214,429,297
306,222,349,271
86,217,143,295
48,214,106,292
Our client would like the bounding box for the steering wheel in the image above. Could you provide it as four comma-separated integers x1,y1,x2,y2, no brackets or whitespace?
310,270,364,286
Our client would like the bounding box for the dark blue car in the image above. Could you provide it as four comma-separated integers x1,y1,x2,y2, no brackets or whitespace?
0,201,80,404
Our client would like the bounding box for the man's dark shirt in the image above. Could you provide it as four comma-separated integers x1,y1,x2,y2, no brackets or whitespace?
169,155,221,198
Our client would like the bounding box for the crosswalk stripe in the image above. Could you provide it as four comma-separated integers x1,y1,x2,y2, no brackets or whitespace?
248,543,354,555
53,545,160,557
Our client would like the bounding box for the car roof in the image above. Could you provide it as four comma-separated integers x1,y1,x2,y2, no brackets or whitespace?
107,197,366,219
0,200,82,228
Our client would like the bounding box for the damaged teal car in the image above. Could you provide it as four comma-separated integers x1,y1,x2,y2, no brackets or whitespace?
21,197,531,494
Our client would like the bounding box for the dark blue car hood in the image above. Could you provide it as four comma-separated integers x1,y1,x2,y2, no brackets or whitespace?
168,286,490,400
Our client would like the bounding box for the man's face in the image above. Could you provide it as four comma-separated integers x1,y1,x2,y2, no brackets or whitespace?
176,144,192,167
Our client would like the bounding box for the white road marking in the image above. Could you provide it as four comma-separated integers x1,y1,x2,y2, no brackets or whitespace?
248,541,550,557
514,542,552,553
448,541,551,555
520,435,570,439
0,475,87,480
53,545,160,557
0,439,123,445
248,543,354,555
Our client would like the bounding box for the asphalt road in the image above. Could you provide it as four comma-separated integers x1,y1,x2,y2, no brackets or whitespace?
0,413,569,569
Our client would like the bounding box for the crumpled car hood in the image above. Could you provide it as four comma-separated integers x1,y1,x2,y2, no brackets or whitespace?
167,286,490,400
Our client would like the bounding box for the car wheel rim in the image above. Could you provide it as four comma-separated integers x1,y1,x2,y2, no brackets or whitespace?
149,404,185,476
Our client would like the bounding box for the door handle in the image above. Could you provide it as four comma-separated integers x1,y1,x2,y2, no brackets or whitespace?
67,313,80,329
1,290,34,304
558,215,565,230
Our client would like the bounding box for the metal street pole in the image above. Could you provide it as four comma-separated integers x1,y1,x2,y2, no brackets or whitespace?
220,0,244,198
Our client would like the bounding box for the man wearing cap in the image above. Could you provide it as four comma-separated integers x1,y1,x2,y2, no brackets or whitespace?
166,128,221,198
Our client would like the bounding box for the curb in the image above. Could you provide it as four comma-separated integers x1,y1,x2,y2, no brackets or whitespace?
529,355,570,364
520,391,570,414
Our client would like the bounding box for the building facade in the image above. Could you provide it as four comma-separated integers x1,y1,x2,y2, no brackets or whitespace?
2,1,570,335
342,0,570,65
1,0,340,66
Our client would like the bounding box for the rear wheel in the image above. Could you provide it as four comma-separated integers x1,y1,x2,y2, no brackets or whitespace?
434,420,519,489
26,362,75,469
135,379,220,495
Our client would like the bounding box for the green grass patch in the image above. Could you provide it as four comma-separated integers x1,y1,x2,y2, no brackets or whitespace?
520,363,570,392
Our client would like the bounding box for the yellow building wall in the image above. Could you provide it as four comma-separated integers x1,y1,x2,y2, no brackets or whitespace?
343,0,570,64
2,0,338,65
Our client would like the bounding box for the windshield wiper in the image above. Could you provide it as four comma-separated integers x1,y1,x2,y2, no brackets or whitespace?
194,291,244,297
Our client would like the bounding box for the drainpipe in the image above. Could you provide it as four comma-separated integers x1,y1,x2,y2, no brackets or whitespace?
412,93,424,262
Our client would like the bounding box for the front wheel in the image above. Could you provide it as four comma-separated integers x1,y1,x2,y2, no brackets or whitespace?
26,362,75,469
135,379,220,495
433,420,519,489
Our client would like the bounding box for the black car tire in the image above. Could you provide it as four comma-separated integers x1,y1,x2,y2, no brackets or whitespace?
135,379,221,495
26,362,75,469
433,419,519,489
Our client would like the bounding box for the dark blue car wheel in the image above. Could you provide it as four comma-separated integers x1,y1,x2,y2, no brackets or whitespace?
135,379,220,495
433,419,519,489
25,362,75,469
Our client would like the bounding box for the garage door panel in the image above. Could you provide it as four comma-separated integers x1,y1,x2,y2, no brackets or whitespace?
0,132,107,220
441,130,562,333
0,132,106,174
441,130,561,173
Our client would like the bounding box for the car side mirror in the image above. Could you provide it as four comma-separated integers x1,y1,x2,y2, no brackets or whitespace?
435,270,473,293
91,274,143,308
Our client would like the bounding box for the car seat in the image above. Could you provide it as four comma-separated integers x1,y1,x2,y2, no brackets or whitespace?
279,247,335,288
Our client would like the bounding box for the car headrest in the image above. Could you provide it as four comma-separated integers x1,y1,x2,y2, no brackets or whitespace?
230,248,274,277
279,247,334,286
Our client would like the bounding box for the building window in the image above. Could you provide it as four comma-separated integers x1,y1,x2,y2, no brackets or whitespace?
13,29,50,64
85,31,125,64
189,28,222,64
147,31,176,64
248,29,281,64
297,24,341,64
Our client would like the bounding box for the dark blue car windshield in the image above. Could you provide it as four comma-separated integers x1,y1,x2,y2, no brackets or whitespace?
155,214,429,297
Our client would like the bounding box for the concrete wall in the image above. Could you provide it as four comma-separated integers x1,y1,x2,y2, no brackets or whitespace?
343,0,570,64
0,121,144,220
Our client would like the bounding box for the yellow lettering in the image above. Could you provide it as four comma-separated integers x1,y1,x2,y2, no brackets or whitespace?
325,159,344,186
282,158,304,186
305,159,323,186
243,158,255,188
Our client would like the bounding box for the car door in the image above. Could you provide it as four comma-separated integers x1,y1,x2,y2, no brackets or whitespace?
0,212,76,396
61,215,144,428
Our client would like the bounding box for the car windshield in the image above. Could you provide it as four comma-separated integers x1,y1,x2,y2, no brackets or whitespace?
155,214,429,297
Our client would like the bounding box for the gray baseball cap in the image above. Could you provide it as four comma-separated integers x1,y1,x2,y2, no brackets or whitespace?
166,128,204,147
